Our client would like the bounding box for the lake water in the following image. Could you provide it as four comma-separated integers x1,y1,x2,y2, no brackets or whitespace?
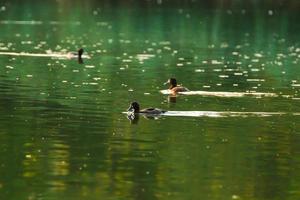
0,1,300,200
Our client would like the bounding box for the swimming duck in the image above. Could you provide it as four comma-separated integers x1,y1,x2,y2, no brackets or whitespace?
165,78,189,93
127,102,166,115
77,48,84,59
76,48,84,64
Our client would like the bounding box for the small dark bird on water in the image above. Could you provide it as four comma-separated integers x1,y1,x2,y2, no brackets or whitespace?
77,48,84,64
127,101,166,114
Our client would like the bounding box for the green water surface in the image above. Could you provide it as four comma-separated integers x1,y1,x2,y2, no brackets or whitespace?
0,1,300,200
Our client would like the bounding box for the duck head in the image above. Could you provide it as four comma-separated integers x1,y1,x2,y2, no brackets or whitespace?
164,78,177,89
127,101,140,113
78,48,84,57
77,48,84,64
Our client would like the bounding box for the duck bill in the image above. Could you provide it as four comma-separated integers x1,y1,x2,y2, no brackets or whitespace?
127,105,134,112
163,81,169,85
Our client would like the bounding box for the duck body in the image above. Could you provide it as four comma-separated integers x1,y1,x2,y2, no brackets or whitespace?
127,102,166,115
166,78,189,94
139,107,166,115
169,86,189,93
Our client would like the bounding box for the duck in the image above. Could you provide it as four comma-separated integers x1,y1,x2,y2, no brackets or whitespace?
76,48,84,64
165,78,189,94
77,48,84,59
67,48,84,63
127,102,166,115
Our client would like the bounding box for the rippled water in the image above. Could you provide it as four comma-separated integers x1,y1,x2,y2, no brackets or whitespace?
0,1,300,200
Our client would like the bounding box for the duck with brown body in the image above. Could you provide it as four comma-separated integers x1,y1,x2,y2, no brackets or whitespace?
165,78,189,94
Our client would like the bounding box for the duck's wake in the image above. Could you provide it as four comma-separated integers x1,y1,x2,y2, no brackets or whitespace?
162,111,300,118
160,90,277,97
0,51,90,59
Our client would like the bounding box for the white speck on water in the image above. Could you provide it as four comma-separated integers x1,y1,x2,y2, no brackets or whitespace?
195,69,205,72
244,55,250,59
292,84,300,87
211,60,222,65
203,85,211,88
136,54,155,61
6,66,13,69
220,42,229,48
268,10,273,16
85,65,95,69
163,46,171,51
254,53,263,58
177,63,184,67
232,52,239,56
219,75,229,78
25,154,32,159
246,79,265,82
144,93,151,95
234,72,243,76
213,69,222,72
128,88,134,92
26,75,33,78
251,68,260,72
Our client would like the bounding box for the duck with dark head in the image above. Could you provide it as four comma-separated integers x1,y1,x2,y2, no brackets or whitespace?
127,101,166,115
165,78,189,94
77,48,84,64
